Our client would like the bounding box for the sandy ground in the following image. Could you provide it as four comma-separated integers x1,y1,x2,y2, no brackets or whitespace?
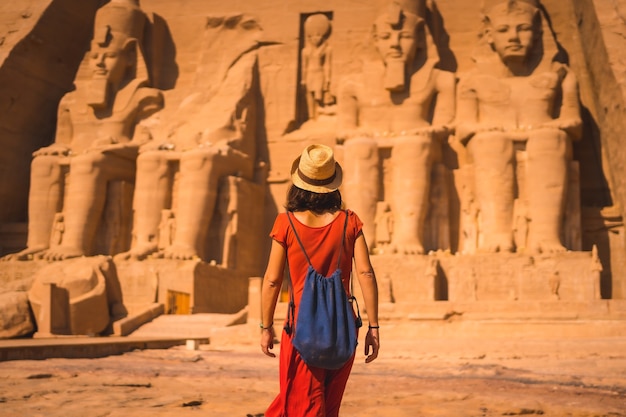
0,320,625,417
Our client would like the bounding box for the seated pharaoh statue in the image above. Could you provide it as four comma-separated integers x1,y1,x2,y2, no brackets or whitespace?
337,0,455,254
2,0,163,261
116,15,263,262
456,0,582,254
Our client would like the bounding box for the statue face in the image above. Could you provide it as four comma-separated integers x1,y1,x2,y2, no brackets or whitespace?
88,39,131,87
486,10,536,62
306,29,325,48
373,15,419,65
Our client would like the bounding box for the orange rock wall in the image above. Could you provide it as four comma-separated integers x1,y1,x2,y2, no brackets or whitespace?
0,0,624,293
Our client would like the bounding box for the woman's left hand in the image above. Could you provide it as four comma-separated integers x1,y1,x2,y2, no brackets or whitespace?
364,328,380,363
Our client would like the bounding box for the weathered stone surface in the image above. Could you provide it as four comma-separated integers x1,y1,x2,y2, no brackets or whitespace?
28,255,124,336
0,291,34,338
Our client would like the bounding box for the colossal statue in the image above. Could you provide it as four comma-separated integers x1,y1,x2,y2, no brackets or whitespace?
300,13,333,121
456,0,582,254
116,15,262,262
3,0,163,261
337,0,455,254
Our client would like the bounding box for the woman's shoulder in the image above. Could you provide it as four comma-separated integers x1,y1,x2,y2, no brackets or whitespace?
344,209,363,231
270,212,291,235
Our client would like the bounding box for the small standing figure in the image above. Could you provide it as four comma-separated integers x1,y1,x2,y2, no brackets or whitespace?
374,201,393,254
301,13,333,120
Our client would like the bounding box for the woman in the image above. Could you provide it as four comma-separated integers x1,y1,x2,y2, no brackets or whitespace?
260,144,380,417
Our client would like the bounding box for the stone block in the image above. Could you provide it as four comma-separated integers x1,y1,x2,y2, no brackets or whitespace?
28,256,122,336
0,291,34,339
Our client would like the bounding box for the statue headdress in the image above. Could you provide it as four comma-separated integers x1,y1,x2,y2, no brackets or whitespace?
91,0,150,83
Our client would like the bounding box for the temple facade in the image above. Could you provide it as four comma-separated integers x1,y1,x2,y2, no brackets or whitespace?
0,0,625,338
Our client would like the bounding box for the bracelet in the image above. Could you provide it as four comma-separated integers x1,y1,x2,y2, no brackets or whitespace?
368,325,380,329
260,323,273,330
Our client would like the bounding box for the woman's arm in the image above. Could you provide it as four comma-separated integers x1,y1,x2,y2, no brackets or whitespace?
260,239,287,357
353,231,380,363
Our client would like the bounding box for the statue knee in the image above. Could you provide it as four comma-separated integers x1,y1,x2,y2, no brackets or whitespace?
527,129,569,156
180,148,219,172
468,132,512,162
137,151,168,172
70,154,104,176
345,137,378,161
31,156,61,178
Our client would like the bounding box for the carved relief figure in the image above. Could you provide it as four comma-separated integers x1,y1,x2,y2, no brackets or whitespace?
456,0,582,253
2,0,163,261
338,0,455,254
116,15,262,262
301,13,333,120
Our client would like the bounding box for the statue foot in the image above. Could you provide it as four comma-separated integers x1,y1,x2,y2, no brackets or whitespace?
530,239,566,255
392,241,425,255
114,243,158,261
1,245,48,261
161,244,200,261
478,237,514,253
43,246,85,261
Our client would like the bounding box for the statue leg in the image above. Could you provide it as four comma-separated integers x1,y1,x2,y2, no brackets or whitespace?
526,128,569,254
468,132,515,253
391,134,432,255
45,153,135,260
116,150,175,261
2,156,65,260
163,147,252,261
342,137,379,252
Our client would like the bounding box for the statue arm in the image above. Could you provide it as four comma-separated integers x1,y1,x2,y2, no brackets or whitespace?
92,88,164,158
556,68,583,140
336,81,359,141
431,70,456,137
324,46,332,90
536,66,582,140
33,95,73,156
301,48,309,85
455,76,480,144
133,87,165,123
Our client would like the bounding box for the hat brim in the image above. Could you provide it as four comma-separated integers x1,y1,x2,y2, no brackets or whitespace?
290,157,343,194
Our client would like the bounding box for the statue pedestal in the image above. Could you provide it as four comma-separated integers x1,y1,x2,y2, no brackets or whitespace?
368,251,607,321
116,259,250,316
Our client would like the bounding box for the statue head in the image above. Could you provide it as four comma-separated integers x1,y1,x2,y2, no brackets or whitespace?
373,0,426,91
304,13,331,48
88,0,148,107
483,0,542,70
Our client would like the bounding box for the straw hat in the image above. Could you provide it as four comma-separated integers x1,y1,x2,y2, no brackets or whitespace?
290,144,343,193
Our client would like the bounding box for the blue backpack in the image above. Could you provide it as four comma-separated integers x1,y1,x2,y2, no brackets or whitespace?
285,210,362,369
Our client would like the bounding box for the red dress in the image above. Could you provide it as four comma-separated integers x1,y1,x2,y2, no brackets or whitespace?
265,210,363,417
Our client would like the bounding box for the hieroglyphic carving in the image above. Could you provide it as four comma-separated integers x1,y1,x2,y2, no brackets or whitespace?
337,0,455,254
456,0,582,254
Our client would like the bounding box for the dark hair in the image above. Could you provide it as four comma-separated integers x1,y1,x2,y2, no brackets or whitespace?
285,185,343,214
